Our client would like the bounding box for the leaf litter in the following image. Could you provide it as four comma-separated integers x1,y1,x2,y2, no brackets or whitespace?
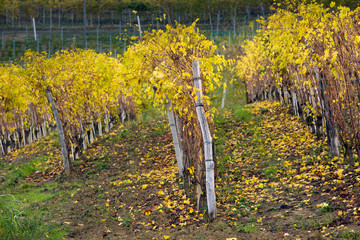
1,101,360,239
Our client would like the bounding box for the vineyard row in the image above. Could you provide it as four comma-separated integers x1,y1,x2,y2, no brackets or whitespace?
238,2,360,159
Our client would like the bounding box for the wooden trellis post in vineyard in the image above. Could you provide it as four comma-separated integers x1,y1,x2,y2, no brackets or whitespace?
166,96,184,178
42,75,71,174
192,60,217,221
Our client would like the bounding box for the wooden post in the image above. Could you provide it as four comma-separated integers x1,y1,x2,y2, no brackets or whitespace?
192,60,217,221
89,122,95,143
228,31,231,50
98,119,103,136
0,137,5,155
48,40,51,58
166,97,184,177
21,116,26,146
32,18,37,41
137,15,142,37
109,34,112,53
314,66,339,156
42,75,71,174
105,110,110,133
42,117,47,137
291,89,299,116
80,119,88,150
121,108,126,123
71,143,75,161
221,79,227,109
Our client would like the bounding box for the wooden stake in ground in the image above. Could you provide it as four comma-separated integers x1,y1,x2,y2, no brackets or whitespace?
192,60,217,221
137,15,142,37
221,78,227,109
166,97,184,177
42,75,71,174
314,66,339,156
32,18,37,41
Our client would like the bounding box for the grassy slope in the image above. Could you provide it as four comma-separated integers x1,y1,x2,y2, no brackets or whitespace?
1,97,360,239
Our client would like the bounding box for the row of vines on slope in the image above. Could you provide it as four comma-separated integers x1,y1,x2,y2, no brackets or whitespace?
0,22,230,220
237,2,360,159
121,22,228,220
0,49,135,173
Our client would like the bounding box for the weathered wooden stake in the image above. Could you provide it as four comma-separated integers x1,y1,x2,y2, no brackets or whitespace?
0,138,5,155
221,79,227,109
32,18,37,41
192,60,217,221
42,75,71,174
98,120,103,136
48,40,51,58
166,97,184,177
21,116,26,146
314,66,339,156
137,15,142,37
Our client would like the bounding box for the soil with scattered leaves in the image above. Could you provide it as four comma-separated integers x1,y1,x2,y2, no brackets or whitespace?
2,101,360,240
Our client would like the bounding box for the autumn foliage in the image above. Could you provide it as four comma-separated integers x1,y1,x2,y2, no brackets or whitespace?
237,2,360,159
0,49,135,162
